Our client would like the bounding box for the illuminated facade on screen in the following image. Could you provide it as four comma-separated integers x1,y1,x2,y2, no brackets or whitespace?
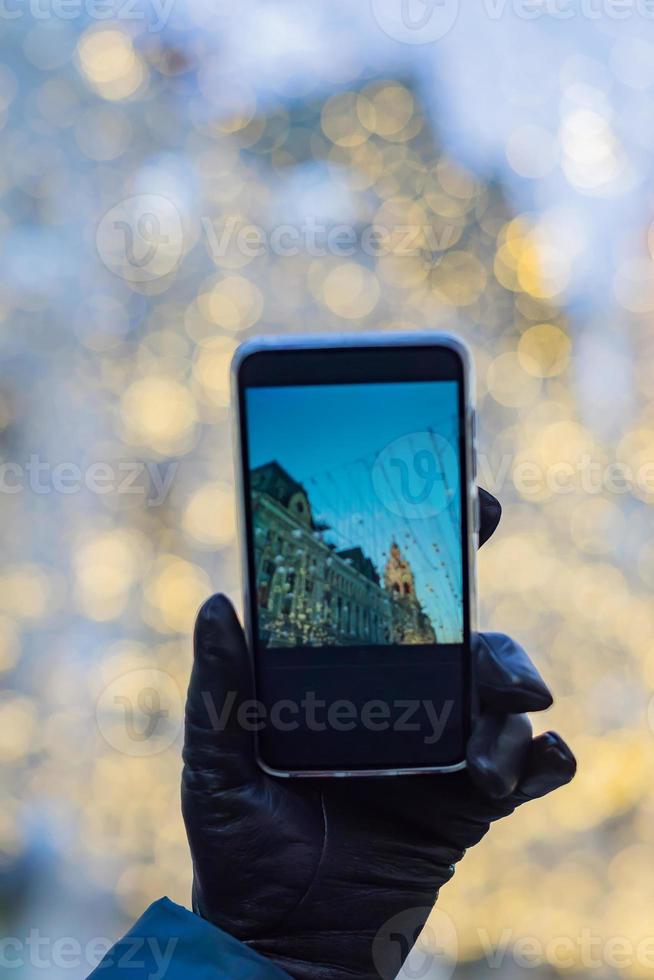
251,462,436,647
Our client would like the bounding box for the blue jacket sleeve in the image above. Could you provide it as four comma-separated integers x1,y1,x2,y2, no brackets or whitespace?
87,897,292,980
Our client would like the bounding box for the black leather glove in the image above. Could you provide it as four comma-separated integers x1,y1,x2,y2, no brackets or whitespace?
182,490,575,980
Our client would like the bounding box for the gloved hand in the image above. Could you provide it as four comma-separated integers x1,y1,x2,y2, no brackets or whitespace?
182,490,575,980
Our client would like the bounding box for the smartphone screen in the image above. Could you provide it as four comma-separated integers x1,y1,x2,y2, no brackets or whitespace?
236,342,473,775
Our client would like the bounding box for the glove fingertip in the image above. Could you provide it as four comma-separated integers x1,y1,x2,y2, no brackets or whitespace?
467,711,533,799
194,593,244,655
482,684,553,715
196,591,235,628
476,632,554,713
513,731,576,802
478,487,502,547
467,752,517,800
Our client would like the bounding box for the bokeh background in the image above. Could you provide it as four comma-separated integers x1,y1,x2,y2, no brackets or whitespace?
2,2,654,978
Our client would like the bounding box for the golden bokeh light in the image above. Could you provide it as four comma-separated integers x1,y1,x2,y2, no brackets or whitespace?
183,481,236,548
74,530,146,621
199,276,264,332
76,27,147,101
120,376,198,455
518,323,571,378
487,352,542,408
321,92,370,148
143,556,211,634
321,262,380,318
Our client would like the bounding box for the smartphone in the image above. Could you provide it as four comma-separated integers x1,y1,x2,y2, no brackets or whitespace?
232,334,477,777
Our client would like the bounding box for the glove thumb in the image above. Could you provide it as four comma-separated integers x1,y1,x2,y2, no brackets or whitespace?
183,593,258,788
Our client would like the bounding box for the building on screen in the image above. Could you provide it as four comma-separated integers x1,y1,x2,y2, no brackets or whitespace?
250,461,436,647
